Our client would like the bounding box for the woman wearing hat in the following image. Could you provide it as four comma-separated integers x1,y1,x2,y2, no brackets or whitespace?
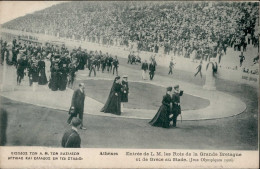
149,87,172,128
49,63,60,91
101,76,122,115
38,57,48,85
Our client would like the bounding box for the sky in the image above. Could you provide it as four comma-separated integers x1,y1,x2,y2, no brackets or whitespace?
0,1,64,24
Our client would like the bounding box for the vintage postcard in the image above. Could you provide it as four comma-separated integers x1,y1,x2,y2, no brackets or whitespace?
0,1,259,168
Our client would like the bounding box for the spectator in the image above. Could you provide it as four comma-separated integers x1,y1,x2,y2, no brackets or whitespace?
61,117,82,148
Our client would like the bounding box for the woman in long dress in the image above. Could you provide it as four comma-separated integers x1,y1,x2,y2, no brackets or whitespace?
149,87,172,128
38,58,48,85
30,59,39,92
49,63,60,91
59,65,68,91
101,76,122,115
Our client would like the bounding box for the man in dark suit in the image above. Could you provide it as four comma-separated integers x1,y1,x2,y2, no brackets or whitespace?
112,55,119,76
107,55,113,73
171,85,182,128
100,55,106,73
127,52,132,64
69,83,86,130
141,60,149,80
239,52,245,67
149,61,156,80
89,57,97,77
0,108,8,146
168,58,174,75
62,117,81,148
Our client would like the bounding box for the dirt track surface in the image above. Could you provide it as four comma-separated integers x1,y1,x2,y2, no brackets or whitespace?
0,67,258,149
82,79,209,110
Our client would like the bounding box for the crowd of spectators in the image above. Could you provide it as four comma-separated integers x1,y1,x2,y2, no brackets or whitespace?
2,2,259,61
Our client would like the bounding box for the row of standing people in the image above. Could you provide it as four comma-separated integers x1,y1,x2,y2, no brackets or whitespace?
127,51,157,80
15,47,78,91
8,39,122,91
74,49,120,77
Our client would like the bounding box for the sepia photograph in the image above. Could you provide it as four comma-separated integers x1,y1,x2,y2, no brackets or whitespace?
0,1,259,168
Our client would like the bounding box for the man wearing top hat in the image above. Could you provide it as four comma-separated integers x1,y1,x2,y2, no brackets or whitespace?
121,75,129,113
171,85,182,128
70,83,86,130
62,117,82,148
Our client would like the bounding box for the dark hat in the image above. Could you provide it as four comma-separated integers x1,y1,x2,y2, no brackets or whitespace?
71,117,81,127
174,85,179,89
115,76,120,80
167,87,172,91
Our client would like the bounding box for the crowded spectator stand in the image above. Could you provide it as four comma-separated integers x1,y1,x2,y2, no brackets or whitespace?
0,1,259,88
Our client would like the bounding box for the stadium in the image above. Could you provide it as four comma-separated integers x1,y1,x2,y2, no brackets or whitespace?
0,1,259,150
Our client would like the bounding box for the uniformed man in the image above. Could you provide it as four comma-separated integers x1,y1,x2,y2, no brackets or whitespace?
89,57,97,77
141,60,149,80
107,54,113,72
168,58,174,75
87,52,93,70
100,55,106,73
171,85,182,128
112,55,119,76
62,117,81,148
149,60,156,80
96,51,102,71
121,75,129,113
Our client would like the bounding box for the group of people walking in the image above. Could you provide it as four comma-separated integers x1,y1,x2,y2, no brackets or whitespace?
62,75,130,148
140,55,157,80
2,38,184,149
63,76,182,147
1,38,124,92
101,75,129,115
149,85,183,128
75,49,120,77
